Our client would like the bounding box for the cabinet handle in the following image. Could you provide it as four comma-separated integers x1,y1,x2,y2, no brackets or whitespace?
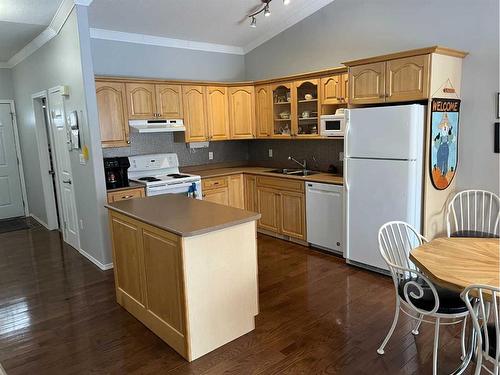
122,195,133,199
202,193,206,197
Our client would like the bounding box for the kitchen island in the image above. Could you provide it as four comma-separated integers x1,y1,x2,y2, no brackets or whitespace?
105,194,261,361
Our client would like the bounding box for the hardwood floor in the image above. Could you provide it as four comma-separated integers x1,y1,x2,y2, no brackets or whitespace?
0,226,471,374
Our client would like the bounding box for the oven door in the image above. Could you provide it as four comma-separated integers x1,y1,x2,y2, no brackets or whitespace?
147,181,202,199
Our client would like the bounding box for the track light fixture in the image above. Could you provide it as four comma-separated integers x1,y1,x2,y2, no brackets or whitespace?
248,0,290,27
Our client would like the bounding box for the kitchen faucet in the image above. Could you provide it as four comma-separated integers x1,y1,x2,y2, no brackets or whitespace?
288,156,307,170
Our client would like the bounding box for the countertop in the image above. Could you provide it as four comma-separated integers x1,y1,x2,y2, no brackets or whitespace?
184,166,344,185
105,194,261,237
107,181,144,193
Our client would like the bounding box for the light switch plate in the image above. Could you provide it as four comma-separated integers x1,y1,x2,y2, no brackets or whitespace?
208,151,214,160
268,149,273,158
79,153,86,165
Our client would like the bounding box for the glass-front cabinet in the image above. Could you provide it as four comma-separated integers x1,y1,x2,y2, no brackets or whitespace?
271,82,294,137
294,79,319,137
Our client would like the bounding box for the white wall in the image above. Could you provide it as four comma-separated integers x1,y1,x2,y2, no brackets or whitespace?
11,7,110,268
0,68,14,100
245,0,500,194
91,38,246,81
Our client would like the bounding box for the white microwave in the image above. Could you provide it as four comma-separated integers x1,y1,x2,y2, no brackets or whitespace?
320,114,345,137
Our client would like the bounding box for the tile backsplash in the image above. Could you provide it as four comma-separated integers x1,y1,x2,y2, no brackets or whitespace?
102,133,344,173
102,132,249,166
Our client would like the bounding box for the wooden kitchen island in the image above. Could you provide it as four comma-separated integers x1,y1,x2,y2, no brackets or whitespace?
105,195,260,361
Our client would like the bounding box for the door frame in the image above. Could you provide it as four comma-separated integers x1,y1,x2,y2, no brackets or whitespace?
0,100,29,217
32,90,59,230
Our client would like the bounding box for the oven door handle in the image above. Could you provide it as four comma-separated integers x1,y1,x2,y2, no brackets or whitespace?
147,182,195,191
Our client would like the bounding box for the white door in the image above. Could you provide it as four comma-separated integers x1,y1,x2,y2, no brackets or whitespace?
345,158,422,271
0,103,25,219
48,90,80,250
345,104,425,160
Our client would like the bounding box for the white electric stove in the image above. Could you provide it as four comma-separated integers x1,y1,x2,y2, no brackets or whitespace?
128,153,202,198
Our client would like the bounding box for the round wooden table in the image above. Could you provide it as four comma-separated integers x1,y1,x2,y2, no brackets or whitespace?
410,237,499,374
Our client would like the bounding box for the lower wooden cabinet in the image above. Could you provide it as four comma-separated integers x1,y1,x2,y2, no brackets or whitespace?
202,175,245,209
244,175,257,212
107,187,145,203
280,191,306,240
228,174,245,209
256,187,281,233
203,187,229,206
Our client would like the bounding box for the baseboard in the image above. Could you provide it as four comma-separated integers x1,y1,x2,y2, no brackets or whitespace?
78,247,114,271
29,213,51,230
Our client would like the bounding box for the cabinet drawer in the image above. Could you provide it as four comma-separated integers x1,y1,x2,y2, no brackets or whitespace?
107,188,145,203
202,177,228,190
256,176,304,193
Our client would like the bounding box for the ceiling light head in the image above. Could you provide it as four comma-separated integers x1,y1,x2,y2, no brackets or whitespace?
264,4,271,16
250,16,257,27
283,0,290,5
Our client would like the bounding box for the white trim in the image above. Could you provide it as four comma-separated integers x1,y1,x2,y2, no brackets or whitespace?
89,28,246,55
243,0,336,53
0,100,29,218
78,247,113,270
29,213,51,230
0,63,10,69
31,90,59,230
5,0,93,68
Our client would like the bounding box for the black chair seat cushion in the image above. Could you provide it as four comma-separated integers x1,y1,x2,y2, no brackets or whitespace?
483,324,498,358
398,277,469,314
451,230,499,238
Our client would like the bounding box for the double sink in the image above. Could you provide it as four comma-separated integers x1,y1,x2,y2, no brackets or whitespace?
268,168,319,177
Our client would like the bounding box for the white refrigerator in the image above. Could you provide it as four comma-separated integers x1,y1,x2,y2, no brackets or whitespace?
344,104,425,272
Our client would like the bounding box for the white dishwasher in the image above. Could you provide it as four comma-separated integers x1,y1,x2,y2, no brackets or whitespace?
306,182,343,255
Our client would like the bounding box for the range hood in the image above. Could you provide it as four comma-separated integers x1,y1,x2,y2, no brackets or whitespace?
129,119,185,133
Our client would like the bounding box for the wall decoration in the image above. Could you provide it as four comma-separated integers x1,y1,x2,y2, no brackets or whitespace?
430,98,460,190
494,122,499,153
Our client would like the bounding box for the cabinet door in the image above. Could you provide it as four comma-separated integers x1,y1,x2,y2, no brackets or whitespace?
294,79,319,137
257,187,280,232
142,228,185,334
320,74,343,105
228,174,244,209
203,187,229,205
255,85,272,138
341,73,349,103
206,86,230,141
107,187,145,203
386,55,429,102
182,85,208,142
271,82,294,138
349,62,386,105
244,175,257,212
228,86,255,139
155,84,183,118
110,215,145,307
126,83,156,119
280,191,306,240
96,81,130,148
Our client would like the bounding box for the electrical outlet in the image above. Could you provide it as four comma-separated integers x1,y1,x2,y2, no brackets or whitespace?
268,149,273,158
208,151,214,160
339,152,344,161
79,219,84,230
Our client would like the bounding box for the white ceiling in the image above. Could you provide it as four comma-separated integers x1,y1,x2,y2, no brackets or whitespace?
0,0,63,62
88,0,335,53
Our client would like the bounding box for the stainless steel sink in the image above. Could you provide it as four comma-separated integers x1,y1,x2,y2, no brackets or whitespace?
268,169,319,177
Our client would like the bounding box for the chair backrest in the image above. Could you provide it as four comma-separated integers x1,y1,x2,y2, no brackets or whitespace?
461,285,500,371
447,190,500,237
378,221,428,282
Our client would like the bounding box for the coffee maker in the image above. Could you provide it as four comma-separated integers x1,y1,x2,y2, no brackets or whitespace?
104,157,130,190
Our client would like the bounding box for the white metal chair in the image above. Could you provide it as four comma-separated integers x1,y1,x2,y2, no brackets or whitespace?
461,285,500,375
377,221,470,375
447,190,500,238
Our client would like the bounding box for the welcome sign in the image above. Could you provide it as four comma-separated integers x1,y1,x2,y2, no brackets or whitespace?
430,98,460,190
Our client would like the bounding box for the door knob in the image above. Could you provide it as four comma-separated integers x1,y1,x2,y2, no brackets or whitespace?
62,179,72,185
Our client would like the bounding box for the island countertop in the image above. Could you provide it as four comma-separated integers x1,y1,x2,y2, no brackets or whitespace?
105,194,261,237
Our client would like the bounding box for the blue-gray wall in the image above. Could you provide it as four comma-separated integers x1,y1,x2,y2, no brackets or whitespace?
0,68,14,100
245,0,499,194
91,38,245,81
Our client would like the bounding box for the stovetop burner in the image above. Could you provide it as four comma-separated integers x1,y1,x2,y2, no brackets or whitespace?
167,173,191,179
138,176,162,182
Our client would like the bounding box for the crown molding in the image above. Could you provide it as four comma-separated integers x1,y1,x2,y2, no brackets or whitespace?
89,28,245,55
0,62,11,69
6,0,93,68
242,0,335,53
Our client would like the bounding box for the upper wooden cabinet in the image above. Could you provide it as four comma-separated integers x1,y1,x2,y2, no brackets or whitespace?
126,83,156,119
270,82,294,138
255,85,272,138
155,84,183,118
228,86,255,139
96,81,130,148
206,86,230,141
320,74,346,105
385,55,429,102
349,62,386,105
182,85,208,142
294,79,320,137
